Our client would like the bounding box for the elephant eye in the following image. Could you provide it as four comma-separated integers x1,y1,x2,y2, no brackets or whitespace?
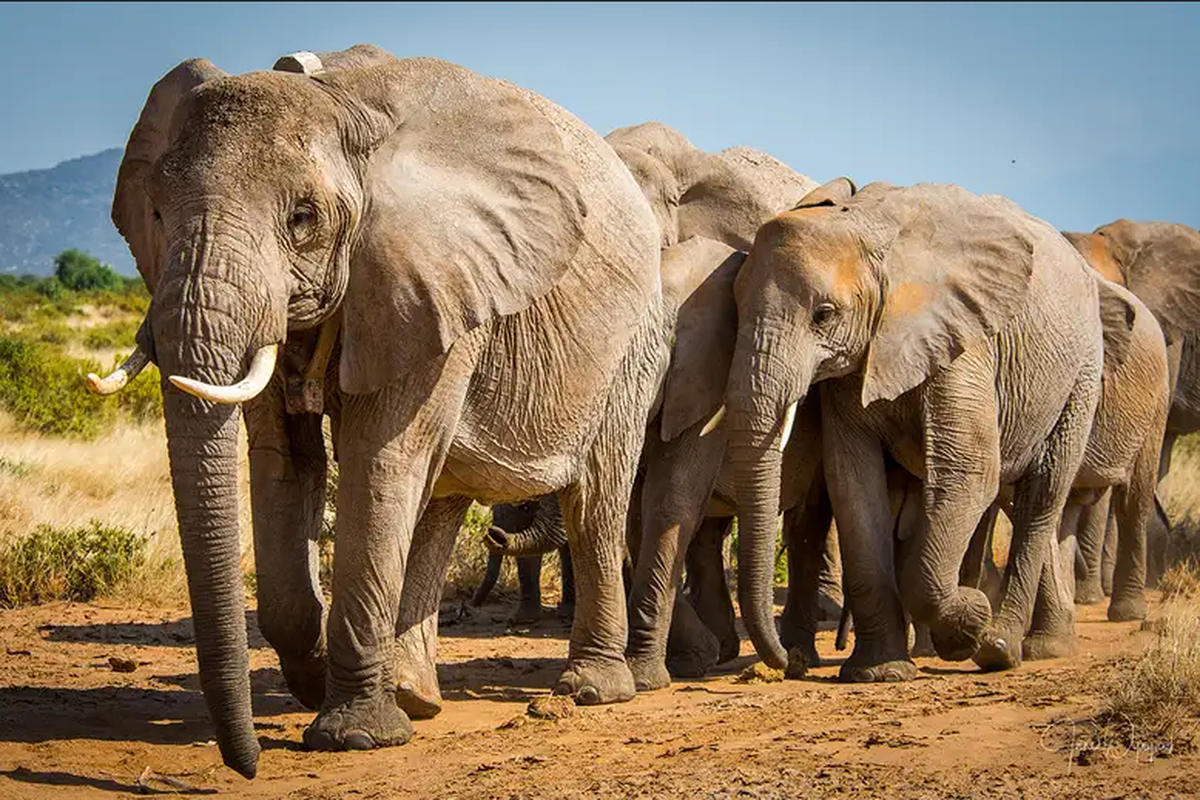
812,302,837,328
152,210,162,223
287,203,318,244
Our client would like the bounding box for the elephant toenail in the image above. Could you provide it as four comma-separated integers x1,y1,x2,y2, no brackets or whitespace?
343,730,376,751
577,686,600,705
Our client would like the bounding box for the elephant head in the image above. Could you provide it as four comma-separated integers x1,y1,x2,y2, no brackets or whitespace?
727,180,1036,668
91,45,589,778
1063,219,1200,345
605,122,819,251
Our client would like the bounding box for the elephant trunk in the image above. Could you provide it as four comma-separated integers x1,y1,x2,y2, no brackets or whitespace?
150,232,287,779
485,498,566,556
728,326,814,670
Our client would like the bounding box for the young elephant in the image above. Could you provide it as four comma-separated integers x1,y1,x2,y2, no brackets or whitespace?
728,179,1107,681
471,498,575,624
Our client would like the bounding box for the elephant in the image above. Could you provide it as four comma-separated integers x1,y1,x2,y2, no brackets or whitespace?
725,177,1113,682
471,497,575,624
87,44,672,776
1061,220,1200,599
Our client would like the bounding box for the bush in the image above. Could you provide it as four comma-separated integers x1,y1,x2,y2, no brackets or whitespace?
0,336,116,437
0,520,148,607
54,249,124,293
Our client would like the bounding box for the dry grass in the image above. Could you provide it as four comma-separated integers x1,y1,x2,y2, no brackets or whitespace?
1160,559,1200,600
1088,589,1200,758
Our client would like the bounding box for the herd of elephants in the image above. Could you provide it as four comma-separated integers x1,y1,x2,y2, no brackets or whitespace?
79,44,1200,778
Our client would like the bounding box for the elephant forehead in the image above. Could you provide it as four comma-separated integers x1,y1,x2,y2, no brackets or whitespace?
1072,234,1124,284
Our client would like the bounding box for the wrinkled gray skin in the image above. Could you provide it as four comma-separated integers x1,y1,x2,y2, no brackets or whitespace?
472,497,574,624
600,125,847,687
942,273,1169,659
1061,220,1200,601
106,45,669,776
729,179,1108,682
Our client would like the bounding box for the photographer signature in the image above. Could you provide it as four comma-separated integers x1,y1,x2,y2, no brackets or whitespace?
1038,716,1188,770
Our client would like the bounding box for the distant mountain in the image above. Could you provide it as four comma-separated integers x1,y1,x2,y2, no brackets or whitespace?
0,148,135,277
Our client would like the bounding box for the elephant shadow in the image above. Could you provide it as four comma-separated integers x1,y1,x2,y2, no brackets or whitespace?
38,611,272,649
436,656,569,703
0,766,218,796
436,600,573,642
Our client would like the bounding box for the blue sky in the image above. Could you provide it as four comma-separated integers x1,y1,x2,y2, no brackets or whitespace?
0,2,1196,232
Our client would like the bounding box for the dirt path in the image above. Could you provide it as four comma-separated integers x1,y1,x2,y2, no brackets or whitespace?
0,594,1196,799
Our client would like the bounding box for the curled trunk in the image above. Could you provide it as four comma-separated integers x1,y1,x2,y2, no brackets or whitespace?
485,498,566,556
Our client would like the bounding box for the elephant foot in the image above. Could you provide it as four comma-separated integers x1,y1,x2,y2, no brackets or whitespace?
1074,578,1105,606
554,657,636,705
778,621,820,670
665,625,722,680
627,655,671,693
508,601,543,626
971,622,1022,672
279,652,327,710
839,637,916,683
303,693,413,752
1022,632,1078,661
395,661,443,720
928,586,991,662
1107,594,1147,622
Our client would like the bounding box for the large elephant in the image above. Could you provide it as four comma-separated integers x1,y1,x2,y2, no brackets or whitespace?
88,45,670,776
726,178,1110,681
1061,220,1200,599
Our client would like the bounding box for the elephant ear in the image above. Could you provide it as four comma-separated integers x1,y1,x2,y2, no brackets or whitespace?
328,59,587,394
659,237,745,441
794,176,857,209
1094,277,1139,375
1105,220,1200,346
861,184,1036,406
112,59,226,292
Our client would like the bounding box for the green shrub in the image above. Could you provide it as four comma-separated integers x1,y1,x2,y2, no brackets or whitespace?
54,249,124,293
0,520,148,607
0,336,115,437
115,359,163,423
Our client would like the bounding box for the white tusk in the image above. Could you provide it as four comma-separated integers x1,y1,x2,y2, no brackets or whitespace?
699,405,726,437
273,51,325,75
169,344,279,404
86,347,151,396
778,400,799,453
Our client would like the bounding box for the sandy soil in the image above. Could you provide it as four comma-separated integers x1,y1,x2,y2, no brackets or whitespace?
0,593,1197,799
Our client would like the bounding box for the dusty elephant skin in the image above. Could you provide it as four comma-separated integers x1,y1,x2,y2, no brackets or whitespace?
93,44,669,777
727,179,1110,683
1061,220,1200,598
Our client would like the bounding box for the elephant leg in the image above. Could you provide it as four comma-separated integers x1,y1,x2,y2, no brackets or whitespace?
557,545,575,619
1023,511,1079,660
472,552,503,607
822,406,915,683
817,523,844,626
898,356,999,666
681,516,739,667
1108,431,1163,622
1072,489,1111,605
510,555,545,625
778,473,834,668
959,504,999,592
625,424,723,691
1100,503,1118,597
974,379,1095,672
394,496,473,720
305,350,473,753
243,377,328,711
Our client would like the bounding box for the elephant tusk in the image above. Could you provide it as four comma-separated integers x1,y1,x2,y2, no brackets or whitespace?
85,346,151,396
169,344,278,404
778,400,799,453
699,405,726,437
273,51,325,75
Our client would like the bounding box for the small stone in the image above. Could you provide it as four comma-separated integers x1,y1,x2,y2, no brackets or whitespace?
108,656,138,673
527,695,576,720
735,662,783,684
